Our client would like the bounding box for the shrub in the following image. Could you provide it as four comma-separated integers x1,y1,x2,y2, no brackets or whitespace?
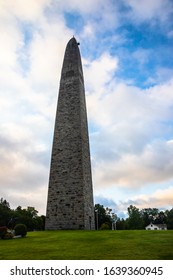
100,223,111,230
14,224,27,237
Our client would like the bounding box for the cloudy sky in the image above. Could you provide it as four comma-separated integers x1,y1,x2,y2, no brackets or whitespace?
0,0,173,218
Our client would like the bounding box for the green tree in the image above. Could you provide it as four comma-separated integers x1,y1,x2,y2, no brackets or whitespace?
13,206,44,231
154,211,167,224
94,204,113,229
127,205,144,229
165,208,173,229
0,198,45,231
0,198,11,226
141,208,159,227
116,218,128,230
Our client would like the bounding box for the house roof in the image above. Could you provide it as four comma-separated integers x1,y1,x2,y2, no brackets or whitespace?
153,224,167,228
146,223,167,228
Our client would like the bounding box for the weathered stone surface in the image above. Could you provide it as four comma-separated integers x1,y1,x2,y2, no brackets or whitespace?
45,37,95,230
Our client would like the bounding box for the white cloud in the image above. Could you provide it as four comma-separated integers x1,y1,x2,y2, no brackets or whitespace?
94,185,173,217
59,0,119,23
80,22,95,39
124,0,173,23
0,121,50,214
96,139,173,188
127,186,173,209
85,57,173,189
84,52,118,92
57,0,121,40
0,0,73,214
0,0,51,21
95,186,173,216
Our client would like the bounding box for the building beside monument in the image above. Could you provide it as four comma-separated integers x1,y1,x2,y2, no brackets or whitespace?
45,37,95,230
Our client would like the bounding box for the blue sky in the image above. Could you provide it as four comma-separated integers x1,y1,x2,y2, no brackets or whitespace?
0,0,173,218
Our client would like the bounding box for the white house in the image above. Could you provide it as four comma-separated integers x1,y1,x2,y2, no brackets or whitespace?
145,223,167,230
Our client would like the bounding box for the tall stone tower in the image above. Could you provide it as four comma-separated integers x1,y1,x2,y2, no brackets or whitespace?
45,37,95,230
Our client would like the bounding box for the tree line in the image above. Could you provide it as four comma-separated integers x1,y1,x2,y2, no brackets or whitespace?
0,198,45,231
1,198,173,230
94,204,173,230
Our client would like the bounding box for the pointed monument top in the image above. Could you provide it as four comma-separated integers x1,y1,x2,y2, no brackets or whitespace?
67,37,80,47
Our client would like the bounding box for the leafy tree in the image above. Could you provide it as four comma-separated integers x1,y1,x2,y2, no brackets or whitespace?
0,198,45,231
0,199,44,231
26,207,38,219
94,204,113,229
13,206,44,231
154,211,167,224
127,205,144,229
116,218,128,230
165,208,173,229
141,208,159,227
0,198,11,226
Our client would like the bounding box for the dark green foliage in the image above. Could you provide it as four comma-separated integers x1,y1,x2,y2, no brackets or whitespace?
94,204,112,229
116,218,127,230
141,208,159,227
154,211,167,224
127,205,144,229
0,198,11,226
100,223,110,230
0,198,45,231
128,206,169,229
14,224,27,237
1,197,173,231
166,208,173,229
14,206,45,231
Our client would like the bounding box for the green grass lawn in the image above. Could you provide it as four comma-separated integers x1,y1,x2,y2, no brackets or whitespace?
0,230,173,260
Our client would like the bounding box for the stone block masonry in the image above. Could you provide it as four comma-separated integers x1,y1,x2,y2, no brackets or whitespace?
45,37,95,230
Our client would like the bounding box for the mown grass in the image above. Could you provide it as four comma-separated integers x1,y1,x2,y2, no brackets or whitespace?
0,230,173,260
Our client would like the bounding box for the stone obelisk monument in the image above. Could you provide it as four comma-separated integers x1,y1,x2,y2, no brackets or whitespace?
45,37,95,230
